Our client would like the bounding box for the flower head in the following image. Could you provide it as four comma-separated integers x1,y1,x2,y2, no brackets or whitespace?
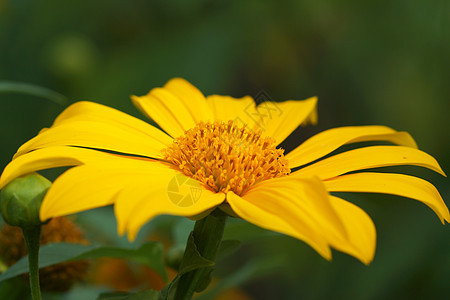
163,120,290,195
0,78,448,264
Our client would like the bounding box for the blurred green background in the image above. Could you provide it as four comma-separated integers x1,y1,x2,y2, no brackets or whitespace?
0,0,449,299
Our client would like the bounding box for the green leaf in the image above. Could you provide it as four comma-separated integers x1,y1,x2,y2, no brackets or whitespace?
0,81,69,106
56,286,109,300
0,243,97,282
160,232,214,299
126,290,160,300
97,290,159,300
0,242,167,283
97,292,130,300
76,242,168,282
178,233,215,276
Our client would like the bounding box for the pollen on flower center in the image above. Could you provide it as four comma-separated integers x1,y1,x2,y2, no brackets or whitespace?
162,121,290,195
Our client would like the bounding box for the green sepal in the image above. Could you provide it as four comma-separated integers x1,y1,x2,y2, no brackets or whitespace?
159,232,214,299
178,233,215,275
194,267,213,293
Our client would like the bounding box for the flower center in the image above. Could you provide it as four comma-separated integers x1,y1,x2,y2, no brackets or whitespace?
163,121,290,195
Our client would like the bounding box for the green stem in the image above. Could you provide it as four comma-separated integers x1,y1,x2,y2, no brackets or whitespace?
22,226,42,300
174,209,227,300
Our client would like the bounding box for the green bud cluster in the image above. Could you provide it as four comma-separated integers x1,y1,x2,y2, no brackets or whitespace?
0,173,51,228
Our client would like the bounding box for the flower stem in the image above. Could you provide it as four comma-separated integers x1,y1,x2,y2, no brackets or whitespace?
22,226,42,300
174,209,227,300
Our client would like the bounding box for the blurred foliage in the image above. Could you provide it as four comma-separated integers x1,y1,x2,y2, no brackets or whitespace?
0,0,449,299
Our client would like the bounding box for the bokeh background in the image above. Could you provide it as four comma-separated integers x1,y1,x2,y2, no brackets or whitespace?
0,0,449,299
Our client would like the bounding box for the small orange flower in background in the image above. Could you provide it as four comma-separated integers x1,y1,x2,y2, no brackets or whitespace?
0,217,89,291
0,78,447,264
88,258,171,292
88,232,177,292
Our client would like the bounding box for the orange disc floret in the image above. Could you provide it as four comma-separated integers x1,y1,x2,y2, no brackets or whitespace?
163,121,290,195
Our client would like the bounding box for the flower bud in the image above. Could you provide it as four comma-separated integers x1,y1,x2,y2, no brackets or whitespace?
0,173,51,228
165,245,185,270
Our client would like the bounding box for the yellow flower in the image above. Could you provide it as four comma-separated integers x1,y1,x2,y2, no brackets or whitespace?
0,78,448,265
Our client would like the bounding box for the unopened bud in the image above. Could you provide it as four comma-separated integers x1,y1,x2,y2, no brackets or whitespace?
0,173,51,228
165,245,185,270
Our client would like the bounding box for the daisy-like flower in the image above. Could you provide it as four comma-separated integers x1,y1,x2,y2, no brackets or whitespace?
0,78,448,265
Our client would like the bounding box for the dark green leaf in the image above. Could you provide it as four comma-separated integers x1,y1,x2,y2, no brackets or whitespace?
0,243,97,282
0,81,69,106
178,233,215,276
126,290,160,300
194,267,213,293
97,290,159,300
160,232,214,299
0,242,167,283
97,292,130,300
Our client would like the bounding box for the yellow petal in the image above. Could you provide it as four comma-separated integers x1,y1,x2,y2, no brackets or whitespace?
226,192,331,260
295,146,446,180
206,95,261,128
324,172,450,223
287,126,418,168
164,78,213,122
132,79,213,137
0,146,124,189
328,196,376,265
51,101,173,146
115,172,225,240
14,120,167,159
39,159,179,222
259,97,317,145
227,176,351,260
40,165,142,221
